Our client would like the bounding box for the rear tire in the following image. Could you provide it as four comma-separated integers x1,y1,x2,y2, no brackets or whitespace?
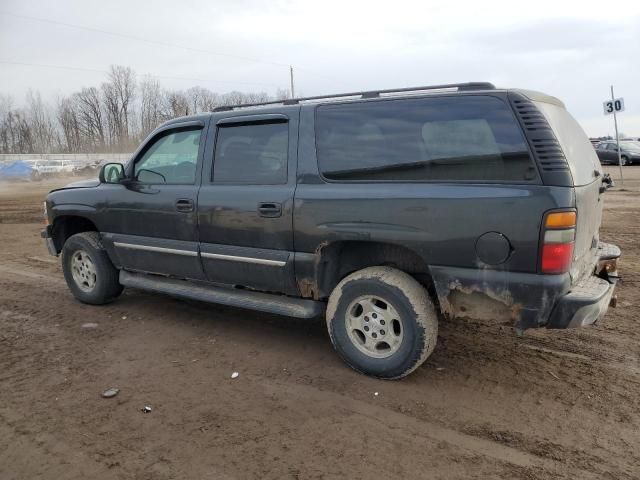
62,232,123,305
326,266,438,379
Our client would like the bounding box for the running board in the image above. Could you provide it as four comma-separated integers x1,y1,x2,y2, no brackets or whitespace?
119,271,325,319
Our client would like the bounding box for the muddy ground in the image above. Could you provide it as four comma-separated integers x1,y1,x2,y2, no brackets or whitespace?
0,169,639,480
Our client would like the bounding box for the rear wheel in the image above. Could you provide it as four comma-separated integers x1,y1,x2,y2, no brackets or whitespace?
62,232,123,304
326,266,438,379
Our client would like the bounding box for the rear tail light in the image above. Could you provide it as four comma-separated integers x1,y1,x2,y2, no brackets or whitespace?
540,211,576,274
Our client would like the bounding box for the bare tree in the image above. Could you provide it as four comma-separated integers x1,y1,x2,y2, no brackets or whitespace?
102,65,136,149
219,90,270,106
74,87,106,150
274,88,291,101
185,86,221,113
1,64,295,154
139,78,164,139
6,110,34,153
197,88,221,112
56,96,82,153
26,90,57,152
244,91,270,103
0,95,36,154
164,90,190,118
0,94,13,153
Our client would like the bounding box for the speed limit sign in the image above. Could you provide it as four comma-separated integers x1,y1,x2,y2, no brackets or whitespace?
603,97,625,115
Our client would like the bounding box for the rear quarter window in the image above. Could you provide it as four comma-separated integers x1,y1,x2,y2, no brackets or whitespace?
315,95,538,183
534,101,601,186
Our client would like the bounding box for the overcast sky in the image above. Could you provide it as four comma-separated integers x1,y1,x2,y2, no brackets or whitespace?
1,0,639,136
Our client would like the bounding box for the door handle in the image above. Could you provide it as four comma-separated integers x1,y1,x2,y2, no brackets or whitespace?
258,202,282,218
175,198,194,212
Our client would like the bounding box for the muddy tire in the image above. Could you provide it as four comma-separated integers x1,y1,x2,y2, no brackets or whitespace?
326,266,438,379
62,232,123,305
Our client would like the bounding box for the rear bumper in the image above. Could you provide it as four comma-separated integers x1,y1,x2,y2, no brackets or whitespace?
41,226,57,256
547,242,620,328
546,276,616,328
429,242,621,330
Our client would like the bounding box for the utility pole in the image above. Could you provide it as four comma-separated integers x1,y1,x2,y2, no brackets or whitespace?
611,85,624,185
290,65,295,99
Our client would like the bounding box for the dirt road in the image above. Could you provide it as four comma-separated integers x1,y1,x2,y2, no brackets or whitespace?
1,170,639,479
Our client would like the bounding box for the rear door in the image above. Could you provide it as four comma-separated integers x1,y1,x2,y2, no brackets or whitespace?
535,101,603,281
197,108,299,295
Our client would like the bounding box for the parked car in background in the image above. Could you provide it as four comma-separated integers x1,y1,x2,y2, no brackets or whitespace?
595,140,640,165
32,160,75,178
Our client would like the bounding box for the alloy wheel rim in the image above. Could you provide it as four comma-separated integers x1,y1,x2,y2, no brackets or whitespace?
345,295,404,358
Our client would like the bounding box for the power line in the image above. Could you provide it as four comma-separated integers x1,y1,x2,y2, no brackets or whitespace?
1,11,289,67
0,60,281,89
0,10,340,83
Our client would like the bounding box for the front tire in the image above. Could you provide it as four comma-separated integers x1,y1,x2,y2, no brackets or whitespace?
621,156,629,166
326,267,438,379
62,232,123,305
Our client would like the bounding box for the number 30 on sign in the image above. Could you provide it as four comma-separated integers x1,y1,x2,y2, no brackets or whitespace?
603,98,625,115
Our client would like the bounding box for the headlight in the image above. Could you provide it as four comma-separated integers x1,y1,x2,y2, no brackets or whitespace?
43,201,49,225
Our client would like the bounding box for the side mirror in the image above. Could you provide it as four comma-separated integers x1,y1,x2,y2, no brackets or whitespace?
99,163,125,184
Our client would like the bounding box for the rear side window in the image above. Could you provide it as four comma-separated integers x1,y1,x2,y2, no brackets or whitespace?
315,96,537,182
213,122,288,184
534,101,601,186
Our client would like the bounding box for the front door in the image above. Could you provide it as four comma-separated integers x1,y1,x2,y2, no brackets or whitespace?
197,109,299,294
100,120,207,280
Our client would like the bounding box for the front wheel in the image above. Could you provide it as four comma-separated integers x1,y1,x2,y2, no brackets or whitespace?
621,156,630,166
62,232,123,304
326,267,438,379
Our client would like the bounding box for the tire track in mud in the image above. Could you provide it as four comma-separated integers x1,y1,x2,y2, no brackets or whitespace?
0,263,65,286
3,209,640,478
1,265,639,479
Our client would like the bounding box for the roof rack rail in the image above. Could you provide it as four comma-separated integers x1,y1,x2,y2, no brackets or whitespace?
212,82,496,112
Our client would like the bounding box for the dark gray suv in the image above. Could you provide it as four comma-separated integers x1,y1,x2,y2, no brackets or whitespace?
42,82,621,379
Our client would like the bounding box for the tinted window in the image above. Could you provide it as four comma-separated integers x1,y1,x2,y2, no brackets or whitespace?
134,129,201,184
213,122,288,184
316,96,536,182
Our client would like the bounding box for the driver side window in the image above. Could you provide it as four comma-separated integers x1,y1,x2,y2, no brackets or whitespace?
134,128,202,184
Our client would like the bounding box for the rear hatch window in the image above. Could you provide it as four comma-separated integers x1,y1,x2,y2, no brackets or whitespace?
534,101,602,186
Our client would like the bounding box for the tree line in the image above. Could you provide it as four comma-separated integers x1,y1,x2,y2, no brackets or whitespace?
0,65,290,154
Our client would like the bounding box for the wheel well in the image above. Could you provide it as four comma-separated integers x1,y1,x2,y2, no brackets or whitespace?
51,216,98,253
313,241,431,299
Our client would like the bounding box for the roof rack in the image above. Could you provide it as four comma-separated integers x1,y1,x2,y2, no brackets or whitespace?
212,82,496,112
